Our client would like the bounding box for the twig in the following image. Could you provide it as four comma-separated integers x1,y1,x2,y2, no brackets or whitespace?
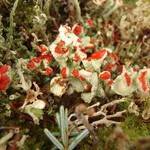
69,98,126,130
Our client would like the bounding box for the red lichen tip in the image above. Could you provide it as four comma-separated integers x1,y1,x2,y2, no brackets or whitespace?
62,48,69,54
73,53,80,62
42,68,53,75
91,50,107,60
72,24,83,36
0,65,10,90
107,63,115,72
55,46,61,54
27,60,36,69
57,40,66,48
87,19,93,27
138,71,148,91
107,79,113,84
124,72,131,86
40,53,53,62
77,38,82,43
80,76,86,81
112,54,118,62
61,67,69,78
32,57,41,63
46,68,53,75
39,45,47,53
83,57,92,62
54,46,68,55
63,25,71,32
72,69,80,78
0,65,8,74
85,85,91,91
0,75,10,90
99,71,111,80
82,45,94,51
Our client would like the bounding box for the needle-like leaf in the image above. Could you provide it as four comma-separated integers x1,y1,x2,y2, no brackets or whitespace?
65,108,68,131
60,106,66,145
56,113,60,129
44,128,64,150
68,129,89,150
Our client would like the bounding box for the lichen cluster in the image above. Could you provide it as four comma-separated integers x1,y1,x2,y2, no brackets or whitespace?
0,0,150,149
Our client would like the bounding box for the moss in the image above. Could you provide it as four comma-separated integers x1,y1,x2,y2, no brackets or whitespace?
124,0,138,4
76,126,115,150
120,115,150,139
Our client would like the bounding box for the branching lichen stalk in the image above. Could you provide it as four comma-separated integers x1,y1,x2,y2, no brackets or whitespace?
44,0,51,18
73,0,83,23
7,0,20,47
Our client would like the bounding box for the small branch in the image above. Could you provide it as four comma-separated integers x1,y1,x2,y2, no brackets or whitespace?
69,99,127,130
0,127,16,131
0,130,14,149
99,98,126,114
78,110,126,130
